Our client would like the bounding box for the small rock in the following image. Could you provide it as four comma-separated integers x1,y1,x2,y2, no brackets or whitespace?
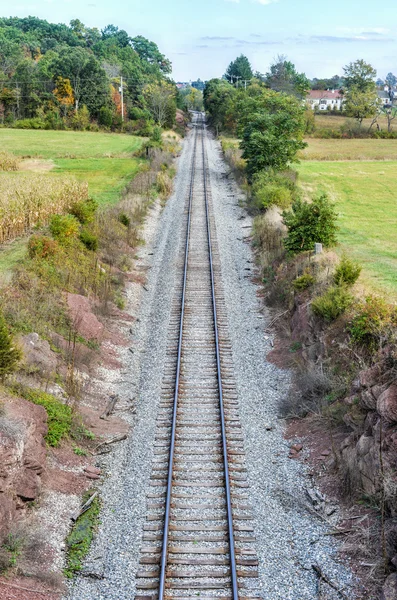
84,466,101,476
321,450,331,457
85,472,100,480
264,424,273,431
291,444,303,453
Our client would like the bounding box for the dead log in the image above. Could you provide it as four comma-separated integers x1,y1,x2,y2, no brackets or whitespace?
71,491,98,522
312,563,349,599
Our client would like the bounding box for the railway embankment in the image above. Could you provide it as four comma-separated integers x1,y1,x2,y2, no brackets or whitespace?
0,138,178,597
67,118,354,600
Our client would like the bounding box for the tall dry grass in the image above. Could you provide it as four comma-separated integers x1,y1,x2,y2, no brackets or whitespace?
0,175,88,243
0,151,20,171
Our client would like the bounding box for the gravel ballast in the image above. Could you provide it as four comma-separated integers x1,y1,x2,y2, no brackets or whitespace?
66,122,354,600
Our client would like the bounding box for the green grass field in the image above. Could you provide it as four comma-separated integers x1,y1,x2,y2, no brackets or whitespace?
297,160,397,296
300,138,397,161
0,129,144,205
0,129,144,277
0,129,143,159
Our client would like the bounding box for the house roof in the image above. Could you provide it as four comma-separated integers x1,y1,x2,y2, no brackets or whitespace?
307,90,343,100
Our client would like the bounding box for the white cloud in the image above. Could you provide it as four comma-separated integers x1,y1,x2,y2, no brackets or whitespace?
254,0,279,4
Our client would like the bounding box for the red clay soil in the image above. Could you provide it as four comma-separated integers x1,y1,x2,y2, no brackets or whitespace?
0,577,61,600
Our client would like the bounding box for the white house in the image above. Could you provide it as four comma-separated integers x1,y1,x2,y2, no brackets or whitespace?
306,90,343,111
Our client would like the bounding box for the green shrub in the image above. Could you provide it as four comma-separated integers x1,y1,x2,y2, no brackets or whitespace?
49,214,80,243
252,169,297,212
283,193,338,255
334,256,361,286
0,310,22,380
98,106,113,128
118,213,131,227
348,295,397,350
151,126,162,145
13,118,46,130
69,198,98,224
79,230,98,251
14,387,72,446
311,286,352,322
70,106,90,131
28,235,58,259
293,272,315,291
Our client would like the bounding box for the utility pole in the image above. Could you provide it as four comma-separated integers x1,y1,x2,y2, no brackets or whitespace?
119,76,124,122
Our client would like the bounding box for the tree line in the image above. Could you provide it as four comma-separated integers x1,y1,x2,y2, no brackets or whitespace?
0,16,180,132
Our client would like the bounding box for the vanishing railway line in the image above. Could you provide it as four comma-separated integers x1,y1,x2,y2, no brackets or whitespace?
135,114,260,600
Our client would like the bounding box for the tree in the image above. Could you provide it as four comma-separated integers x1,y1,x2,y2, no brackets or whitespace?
224,55,253,86
53,76,74,115
385,72,397,88
203,78,236,133
143,81,176,127
344,86,380,126
266,55,310,98
381,105,397,132
71,104,90,130
131,36,171,74
343,59,376,93
282,194,338,255
0,309,21,380
238,89,306,177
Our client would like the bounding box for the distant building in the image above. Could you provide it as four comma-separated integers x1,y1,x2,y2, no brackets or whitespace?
306,89,343,111
378,85,396,107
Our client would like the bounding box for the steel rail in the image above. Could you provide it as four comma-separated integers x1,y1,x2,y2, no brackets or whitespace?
158,113,238,600
201,118,239,600
158,116,198,600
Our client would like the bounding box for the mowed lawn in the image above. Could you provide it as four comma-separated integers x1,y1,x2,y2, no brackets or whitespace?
297,160,397,296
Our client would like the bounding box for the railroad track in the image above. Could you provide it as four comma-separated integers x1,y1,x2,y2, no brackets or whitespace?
135,114,260,600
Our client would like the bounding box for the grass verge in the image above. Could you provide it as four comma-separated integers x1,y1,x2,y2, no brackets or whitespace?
64,490,101,578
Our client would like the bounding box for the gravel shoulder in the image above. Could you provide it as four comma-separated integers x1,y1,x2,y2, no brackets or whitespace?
205,128,354,599
66,122,354,600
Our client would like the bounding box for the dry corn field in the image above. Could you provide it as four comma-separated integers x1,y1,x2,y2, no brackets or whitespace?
0,174,88,243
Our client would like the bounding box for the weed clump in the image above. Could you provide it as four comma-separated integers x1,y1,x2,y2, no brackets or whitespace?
64,490,101,577
348,295,397,350
311,285,352,322
79,230,98,252
15,386,72,447
69,198,98,224
334,255,361,286
118,213,131,227
50,214,80,244
293,272,315,291
28,235,59,259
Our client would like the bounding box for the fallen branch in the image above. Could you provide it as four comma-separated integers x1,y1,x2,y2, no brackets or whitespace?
100,394,119,420
71,491,98,522
312,563,349,599
264,310,289,332
95,433,127,452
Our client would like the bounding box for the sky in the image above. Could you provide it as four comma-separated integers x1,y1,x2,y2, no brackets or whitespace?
0,0,396,82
